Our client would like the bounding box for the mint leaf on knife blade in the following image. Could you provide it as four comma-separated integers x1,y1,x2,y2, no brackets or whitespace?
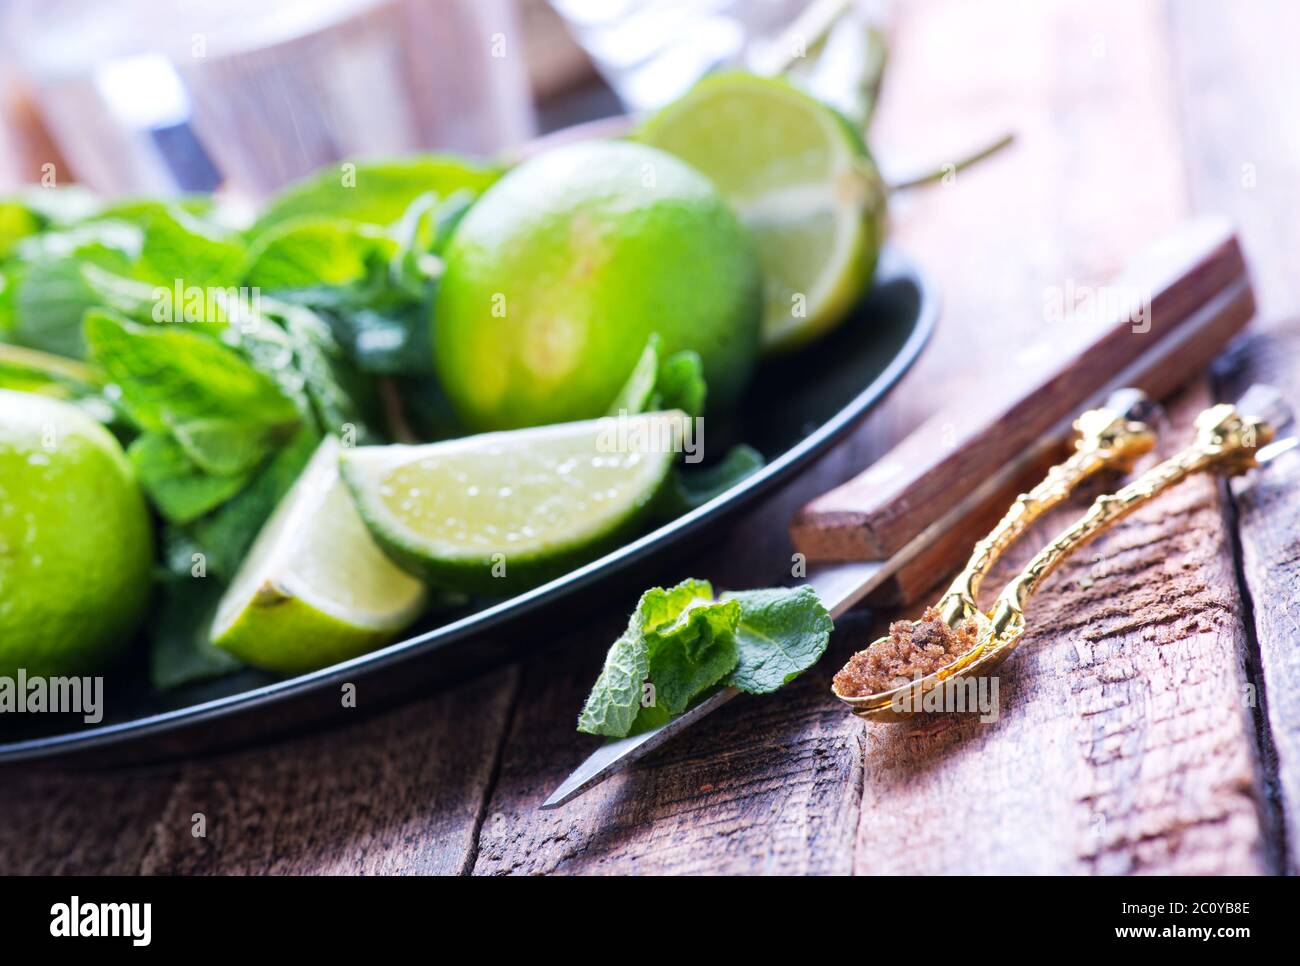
577,579,832,739
578,578,740,739
724,586,833,694
639,594,740,720
576,621,650,739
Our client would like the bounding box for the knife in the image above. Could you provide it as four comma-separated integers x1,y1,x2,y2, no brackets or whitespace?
542,218,1253,809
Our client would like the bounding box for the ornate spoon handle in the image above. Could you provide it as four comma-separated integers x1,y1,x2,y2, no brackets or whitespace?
987,399,1275,643
936,391,1155,626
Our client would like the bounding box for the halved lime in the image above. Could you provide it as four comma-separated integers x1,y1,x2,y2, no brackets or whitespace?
211,436,427,673
341,411,686,595
639,72,887,354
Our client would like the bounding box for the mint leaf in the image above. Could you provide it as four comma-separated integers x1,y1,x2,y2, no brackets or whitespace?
578,579,741,738
607,333,708,419
84,309,300,433
576,621,651,739
184,425,320,580
128,432,255,524
5,248,135,357
723,586,833,694
149,578,243,690
244,218,397,292
264,301,380,441
170,417,273,476
0,199,44,257
655,349,706,417
640,595,740,718
668,444,765,512
97,201,245,289
252,156,501,234
388,190,471,297
578,580,834,737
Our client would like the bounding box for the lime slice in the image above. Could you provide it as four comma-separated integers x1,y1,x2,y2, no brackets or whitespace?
639,72,887,354
341,411,685,595
211,436,427,673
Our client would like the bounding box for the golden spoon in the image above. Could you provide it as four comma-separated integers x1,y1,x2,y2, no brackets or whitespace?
836,385,1289,721
931,387,1158,630
830,389,1156,710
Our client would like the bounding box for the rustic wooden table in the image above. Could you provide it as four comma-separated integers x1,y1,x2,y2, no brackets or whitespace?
3,0,1298,875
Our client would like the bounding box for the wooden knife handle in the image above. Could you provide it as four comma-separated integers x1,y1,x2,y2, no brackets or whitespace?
790,218,1252,602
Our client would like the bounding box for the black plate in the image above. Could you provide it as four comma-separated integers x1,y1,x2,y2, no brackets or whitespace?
0,245,935,766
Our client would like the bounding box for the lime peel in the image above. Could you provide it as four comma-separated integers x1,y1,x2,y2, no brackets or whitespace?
639,72,887,354
341,411,686,595
211,436,426,673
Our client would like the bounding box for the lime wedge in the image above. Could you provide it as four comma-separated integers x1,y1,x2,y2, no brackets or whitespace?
211,437,427,673
639,72,886,354
341,411,685,595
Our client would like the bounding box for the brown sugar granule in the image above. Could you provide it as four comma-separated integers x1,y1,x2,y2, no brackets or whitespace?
833,606,981,697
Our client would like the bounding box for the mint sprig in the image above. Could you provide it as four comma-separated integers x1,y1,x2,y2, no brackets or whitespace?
577,579,832,738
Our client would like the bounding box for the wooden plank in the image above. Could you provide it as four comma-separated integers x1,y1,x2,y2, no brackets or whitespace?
0,766,176,874
1168,0,1300,873
472,0,1269,874
0,670,517,875
133,671,518,874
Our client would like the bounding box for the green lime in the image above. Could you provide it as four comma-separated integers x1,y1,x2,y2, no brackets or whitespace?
211,437,427,673
341,411,685,594
433,140,761,432
639,72,887,353
0,389,153,676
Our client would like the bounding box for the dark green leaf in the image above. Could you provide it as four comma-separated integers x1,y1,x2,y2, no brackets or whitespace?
668,444,765,512
149,577,243,690
83,309,300,434
185,425,320,580
724,586,833,694
244,218,397,292
129,432,255,524
575,621,651,739
578,579,741,738
252,156,500,234
264,301,379,441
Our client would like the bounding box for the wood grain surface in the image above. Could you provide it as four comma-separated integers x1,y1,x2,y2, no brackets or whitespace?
1169,0,1300,874
2,0,1297,875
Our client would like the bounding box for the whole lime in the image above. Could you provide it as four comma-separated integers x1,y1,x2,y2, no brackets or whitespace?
0,390,154,676
433,140,762,431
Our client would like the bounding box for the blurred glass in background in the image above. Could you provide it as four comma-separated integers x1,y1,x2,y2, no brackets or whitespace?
1,0,534,197
550,0,887,120
0,0,884,198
